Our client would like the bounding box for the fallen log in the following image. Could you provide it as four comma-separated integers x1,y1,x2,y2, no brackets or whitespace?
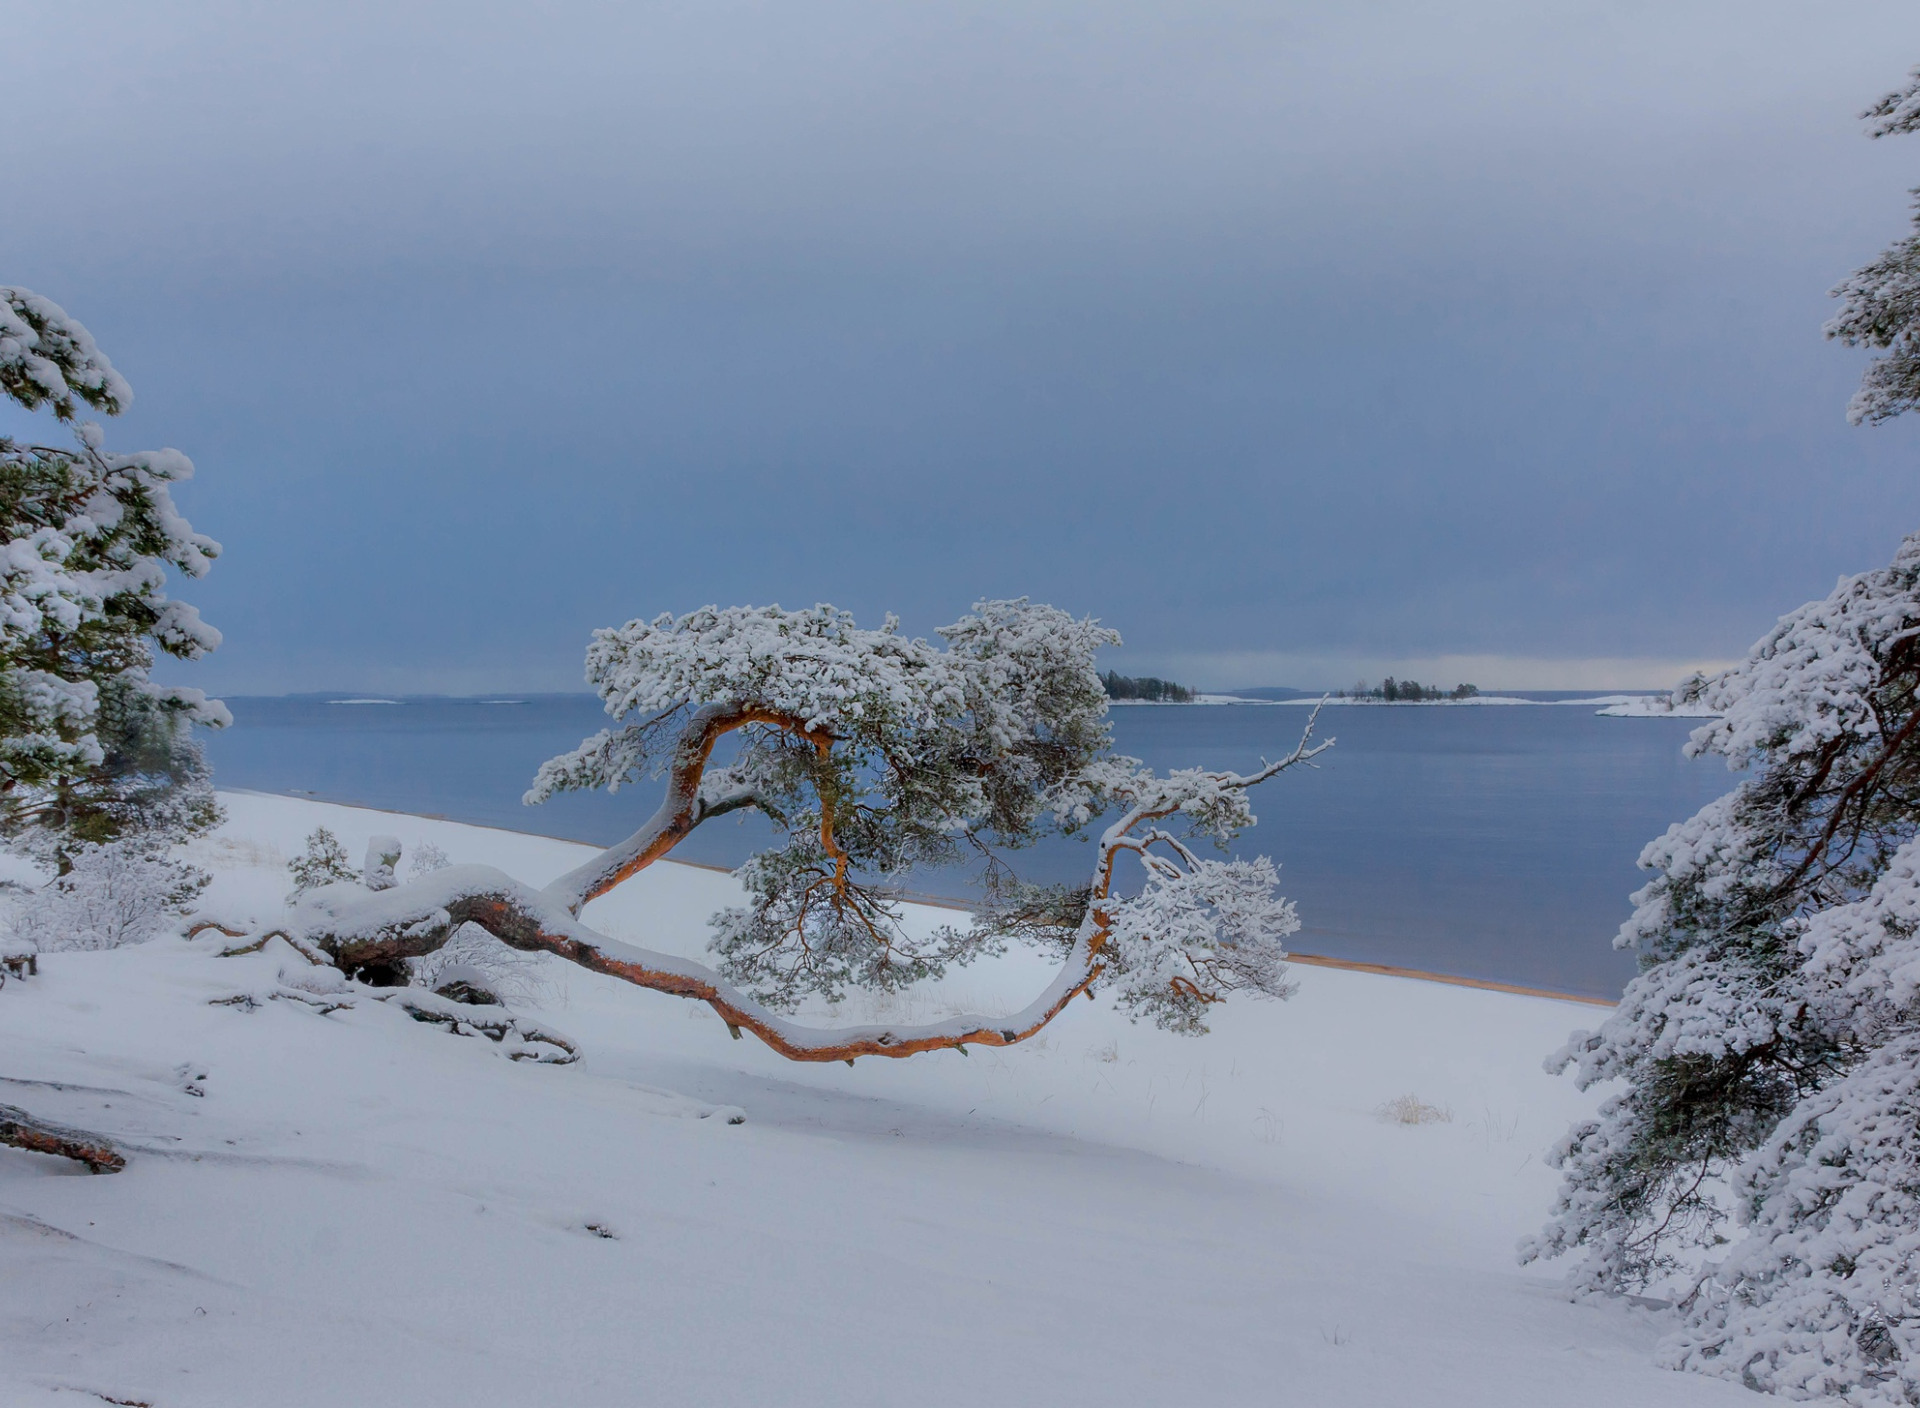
0,1103,126,1173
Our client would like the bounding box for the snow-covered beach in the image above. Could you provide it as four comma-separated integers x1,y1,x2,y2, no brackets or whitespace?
0,793,1746,1407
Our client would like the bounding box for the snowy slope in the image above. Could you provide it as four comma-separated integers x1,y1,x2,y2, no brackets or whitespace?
0,794,1745,1406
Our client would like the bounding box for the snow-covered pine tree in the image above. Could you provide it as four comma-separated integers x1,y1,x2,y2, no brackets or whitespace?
0,288,228,1172
0,288,227,856
1524,538,1920,1290
1526,66,1920,1402
287,827,358,898
217,600,1329,1062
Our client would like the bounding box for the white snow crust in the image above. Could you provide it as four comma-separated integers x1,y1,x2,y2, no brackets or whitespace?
1591,697,1721,718
0,793,1748,1407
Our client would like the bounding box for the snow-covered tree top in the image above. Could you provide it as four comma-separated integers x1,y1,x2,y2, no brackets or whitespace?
582,603,944,733
0,290,131,422
471,596,1329,1039
532,598,1119,818
576,599,1119,738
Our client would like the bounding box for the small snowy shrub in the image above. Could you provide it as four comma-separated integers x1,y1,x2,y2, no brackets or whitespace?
1376,1095,1452,1126
14,839,208,951
408,841,450,877
287,827,356,898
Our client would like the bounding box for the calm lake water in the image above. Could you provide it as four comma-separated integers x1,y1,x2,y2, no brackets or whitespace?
202,696,1731,999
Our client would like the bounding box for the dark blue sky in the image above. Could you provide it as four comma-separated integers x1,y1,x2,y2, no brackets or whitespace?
9,1,1920,692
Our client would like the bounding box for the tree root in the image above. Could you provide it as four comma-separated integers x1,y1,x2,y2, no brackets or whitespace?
0,1103,125,1172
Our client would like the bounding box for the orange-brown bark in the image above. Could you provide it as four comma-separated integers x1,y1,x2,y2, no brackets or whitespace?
451,893,1105,1063
573,705,828,909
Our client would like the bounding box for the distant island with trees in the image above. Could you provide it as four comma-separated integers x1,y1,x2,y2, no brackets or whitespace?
1101,673,1482,704
1338,677,1479,702
1100,671,1195,702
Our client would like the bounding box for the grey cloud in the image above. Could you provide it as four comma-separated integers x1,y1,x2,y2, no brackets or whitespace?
6,1,1919,692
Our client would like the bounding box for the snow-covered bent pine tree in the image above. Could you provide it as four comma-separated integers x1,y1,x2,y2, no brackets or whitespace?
209,602,1328,1063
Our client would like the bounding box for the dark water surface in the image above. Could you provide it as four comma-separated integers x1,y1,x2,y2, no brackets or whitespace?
203,696,1731,999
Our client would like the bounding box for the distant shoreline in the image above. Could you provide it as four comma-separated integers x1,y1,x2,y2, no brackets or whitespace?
1109,692,1713,715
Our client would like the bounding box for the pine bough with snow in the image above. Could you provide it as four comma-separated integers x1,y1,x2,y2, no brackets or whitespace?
206,601,1328,1063
1526,67,1920,1400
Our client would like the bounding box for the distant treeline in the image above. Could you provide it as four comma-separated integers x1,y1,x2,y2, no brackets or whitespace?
1339,677,1479,702
1102,671,1196,703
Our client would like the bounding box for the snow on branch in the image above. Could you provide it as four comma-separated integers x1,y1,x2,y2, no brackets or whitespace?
1665,1034,1920,1402
0,289,131,422
1827,69,1920,424
1864,66,1920,139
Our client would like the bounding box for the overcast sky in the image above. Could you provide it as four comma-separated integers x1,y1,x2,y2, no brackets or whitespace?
8,0,1920,692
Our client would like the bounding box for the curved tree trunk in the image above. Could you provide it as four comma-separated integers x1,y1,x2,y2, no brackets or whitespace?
216,868,1107,1063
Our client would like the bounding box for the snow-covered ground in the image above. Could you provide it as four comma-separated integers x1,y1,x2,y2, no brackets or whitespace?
0,794,1745,1406
1591,695,1719,718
